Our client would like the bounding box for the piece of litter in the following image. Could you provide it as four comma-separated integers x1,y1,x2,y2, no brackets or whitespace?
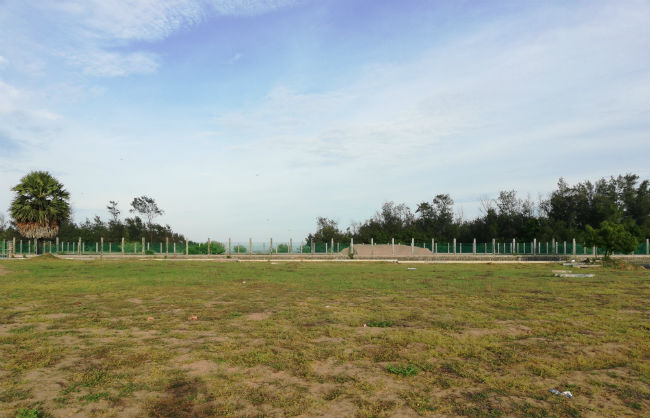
325,305,330,308
407,267,416,270
146,316,154,321
188,315,198,321
554,273,595,278
549,389,573,399
242,281,246,284
363,323,367,327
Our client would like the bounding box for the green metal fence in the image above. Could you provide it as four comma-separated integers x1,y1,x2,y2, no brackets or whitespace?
1,238,649,257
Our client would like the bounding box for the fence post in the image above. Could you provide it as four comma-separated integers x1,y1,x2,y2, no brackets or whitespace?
185,239,189,256
270,238,273,255
207,238,211,255
173,242,176,254
391,238,395,256
311,240,315,254
593,245,596,257
249,238,252,255
159,242,162,254
460,242,462,254
370,238,374,257
101,237,104,255
166,237,169,254
350,238,354,256
325,243,328,254
411,238,414,256
121,237,124,254
432,238,435,254
142,237,145,255
646,238,649,255
532,238,536,255
473,238,476,254
228,238,231,256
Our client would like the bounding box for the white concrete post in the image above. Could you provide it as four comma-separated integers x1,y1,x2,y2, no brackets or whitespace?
289,238,293,253
185,239,189,255
325,243,328,253
432,238,435,254
350,238,354,255
391,238,395,256
28,240,31,255
166,237,169,254
492,238,495,254
473,238,476,254
96,242,98,253
134,242,137,254
593,245,596,257
142,237,145,254
159,242,162,253
121,237,125,254
459,242,462,254
533,238,536,255
78,237,81,255
572,238,576,256
207,238,211,255
311,240,315,254
563,241,566,255
109,242,112,253
453,238,456,254
371,238,374,257
173,242,176,254
447,243,450,253
512,238,515,254
270,238,273,255
13,237,16,257
249,238,252,255
331,238,334,254
100,237,104,255
147,242,150,251
228,238,231,256
411,238,414,256
646,238,649,255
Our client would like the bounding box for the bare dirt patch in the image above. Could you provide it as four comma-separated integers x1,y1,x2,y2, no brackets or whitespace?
245,312,271,320
182,360,220,377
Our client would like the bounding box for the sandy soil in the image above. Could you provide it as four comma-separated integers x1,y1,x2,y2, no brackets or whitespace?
341,244,432,257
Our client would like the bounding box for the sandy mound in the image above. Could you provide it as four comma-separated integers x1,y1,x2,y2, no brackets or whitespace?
340,244,432,257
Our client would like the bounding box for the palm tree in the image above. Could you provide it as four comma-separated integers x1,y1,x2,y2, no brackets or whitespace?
9,171,71,254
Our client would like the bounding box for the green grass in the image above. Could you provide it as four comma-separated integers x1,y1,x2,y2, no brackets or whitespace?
0,258,648,417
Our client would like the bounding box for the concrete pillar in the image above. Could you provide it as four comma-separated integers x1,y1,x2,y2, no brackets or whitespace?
572,238,576,256
646,238,649,255
159,242,162,254
134,242,137,253
473,238,476,254
78,237,81,255
100,237,104,255
270,238,273,255
532,238,536,255
228,238,231,256
185,239,189,256
459,242,462,254
593,246,596,257
371,238,374,257
109,242,112,253
311,240,315,254
249,238,252,255
166,237,169,254
411,238,414,255
512,238,515,254
432,238,435,254
350,238,354,255
447,243,450,253
391,238,395,256
492,238,495,254
28,240,31,255
147,242,150,251
325,243,328,253
142,237,145,255
121,237,124,254
173,242,176,254
207,238,211,255
331,238,334,254
453,238,457,254
289,238,293,253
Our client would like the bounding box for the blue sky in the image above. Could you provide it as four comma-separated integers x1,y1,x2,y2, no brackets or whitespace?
1,0,648,241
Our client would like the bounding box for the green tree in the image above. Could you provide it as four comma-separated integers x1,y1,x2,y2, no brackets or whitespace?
585,221,638,257
9,171,71,253
129,196,164,242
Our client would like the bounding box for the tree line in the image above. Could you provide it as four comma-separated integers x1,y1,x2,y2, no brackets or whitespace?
1,172,184,244
305,174,649,250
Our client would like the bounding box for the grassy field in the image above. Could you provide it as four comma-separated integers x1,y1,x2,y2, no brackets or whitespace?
0,258,648,418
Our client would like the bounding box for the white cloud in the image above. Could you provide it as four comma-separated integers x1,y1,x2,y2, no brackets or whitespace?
0,55,7,68
67,51,159,77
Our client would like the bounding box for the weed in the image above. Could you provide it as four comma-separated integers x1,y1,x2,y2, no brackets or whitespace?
386,363,420,376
